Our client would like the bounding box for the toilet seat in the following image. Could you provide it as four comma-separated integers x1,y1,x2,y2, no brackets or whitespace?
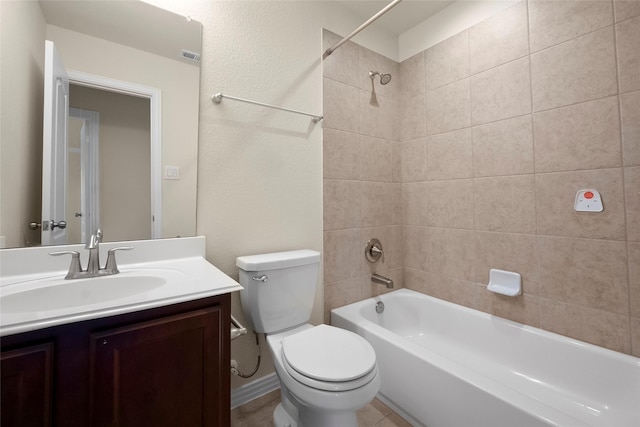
281,324,377,392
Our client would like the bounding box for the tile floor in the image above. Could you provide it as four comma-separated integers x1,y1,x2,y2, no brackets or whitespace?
230,389,412,426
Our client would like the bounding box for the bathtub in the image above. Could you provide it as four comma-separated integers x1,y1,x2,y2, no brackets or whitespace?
331,289,640,427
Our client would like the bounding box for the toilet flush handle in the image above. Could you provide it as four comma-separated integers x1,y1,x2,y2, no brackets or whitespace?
252,275,268,282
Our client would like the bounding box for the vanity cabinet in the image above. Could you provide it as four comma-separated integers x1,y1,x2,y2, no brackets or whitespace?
1,293,231,427
1,342,53,427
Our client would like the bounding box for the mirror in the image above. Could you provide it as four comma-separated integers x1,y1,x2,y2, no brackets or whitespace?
0,0,202,248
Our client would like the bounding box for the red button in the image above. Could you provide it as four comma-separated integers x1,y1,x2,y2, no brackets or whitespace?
584,191,594,199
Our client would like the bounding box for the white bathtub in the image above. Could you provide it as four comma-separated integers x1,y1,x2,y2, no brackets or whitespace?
331,289,640,427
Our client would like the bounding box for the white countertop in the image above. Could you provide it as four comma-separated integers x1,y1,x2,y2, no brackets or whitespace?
0,236,242,336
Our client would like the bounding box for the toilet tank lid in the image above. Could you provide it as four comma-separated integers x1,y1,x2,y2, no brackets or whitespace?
236,250,320,271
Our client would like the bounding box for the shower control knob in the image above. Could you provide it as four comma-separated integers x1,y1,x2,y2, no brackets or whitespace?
365,238,384,263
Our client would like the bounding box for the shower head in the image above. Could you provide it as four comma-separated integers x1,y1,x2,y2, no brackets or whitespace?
369,71,392,85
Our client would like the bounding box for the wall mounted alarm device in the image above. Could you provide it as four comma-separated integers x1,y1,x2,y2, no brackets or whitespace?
574,189,603,212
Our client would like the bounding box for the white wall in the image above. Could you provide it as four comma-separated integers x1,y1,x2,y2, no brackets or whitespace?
146,0,399,388
0,1,46,248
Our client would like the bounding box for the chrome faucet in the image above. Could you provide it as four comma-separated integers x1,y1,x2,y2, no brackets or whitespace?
372,273,394,289
50,229,133,279
85,228,103,275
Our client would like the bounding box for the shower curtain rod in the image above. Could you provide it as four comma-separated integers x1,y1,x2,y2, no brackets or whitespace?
323,0,403,58
211,93,323,123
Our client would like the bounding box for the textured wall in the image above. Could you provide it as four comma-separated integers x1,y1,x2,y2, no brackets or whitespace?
0,1,46,247
324,0,640,356
148,0,400,389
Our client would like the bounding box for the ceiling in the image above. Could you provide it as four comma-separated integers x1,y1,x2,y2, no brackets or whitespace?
38,0,201,63
336,1,455,35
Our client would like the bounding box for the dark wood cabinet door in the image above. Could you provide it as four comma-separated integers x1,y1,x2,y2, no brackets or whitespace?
1,342,53,427
89,307,225,427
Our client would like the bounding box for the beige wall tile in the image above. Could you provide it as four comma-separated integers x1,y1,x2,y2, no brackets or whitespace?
359,90,398,141
392,141,402,183
537,236,629,315
625,167,640,241
323,179,360,230
482,292,541,327
426,128,473,181
401,94,427,142
474,231,538,295
432,275,482,309
390,182,403,225
323,229,368,283
531,26,617,112
528,0,613,52
322,29,359,87
424,30,470,91
539,298,631,353
426,78,471,135
361,182,394,227
533,96,622,172
632,317,640,357
402,182,429,226
323,129,360,180
323,77,360,133
403,226,429,271
426,227,476,281
403,266,429,294
360,136,393,182
629,242,640,318
536,169,626,240
471,57,532,125
621,91,640,166
474,175,537,234
469,1,529,74
616,15,640,93
426,227,475,281
426,180,474,229
400,51,425,102
400,138,427,182
324,277,367,322
472,115,534,177
614,0,640,21
359,46,399,100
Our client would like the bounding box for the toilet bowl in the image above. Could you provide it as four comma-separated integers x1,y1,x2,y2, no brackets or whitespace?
236,250,380,427
268,324,380,427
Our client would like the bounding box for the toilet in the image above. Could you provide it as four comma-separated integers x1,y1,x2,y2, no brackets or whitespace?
237,250,380,427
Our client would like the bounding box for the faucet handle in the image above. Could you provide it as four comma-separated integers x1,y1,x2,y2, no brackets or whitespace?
104,246,134,274
365,238,384,263
50,250,83,279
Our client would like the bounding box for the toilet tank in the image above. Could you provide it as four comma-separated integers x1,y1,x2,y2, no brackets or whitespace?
237,250,320,334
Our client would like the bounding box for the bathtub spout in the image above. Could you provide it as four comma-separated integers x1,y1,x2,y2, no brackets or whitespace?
372,273,393,288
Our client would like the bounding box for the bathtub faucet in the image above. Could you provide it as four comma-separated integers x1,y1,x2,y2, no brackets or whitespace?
372,273,393,289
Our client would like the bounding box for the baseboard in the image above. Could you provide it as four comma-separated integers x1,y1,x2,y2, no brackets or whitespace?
230,373,280,409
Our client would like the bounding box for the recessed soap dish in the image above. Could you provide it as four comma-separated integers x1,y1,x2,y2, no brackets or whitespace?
487,269,522,296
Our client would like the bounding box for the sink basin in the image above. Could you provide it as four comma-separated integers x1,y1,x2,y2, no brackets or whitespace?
1,273,172,313
0,237,244,336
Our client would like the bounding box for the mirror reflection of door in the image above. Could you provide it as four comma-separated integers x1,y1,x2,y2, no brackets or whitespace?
67,108,99,244
68,85,152,243
41,40,69,245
